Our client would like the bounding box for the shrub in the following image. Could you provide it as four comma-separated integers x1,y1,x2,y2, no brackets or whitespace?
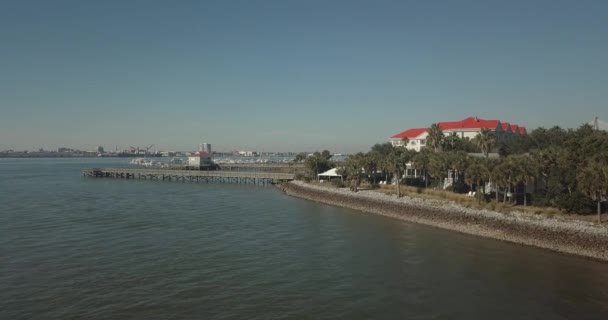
556,191,594,214
401,177,425,187
486,202,497,211
294,172,304,180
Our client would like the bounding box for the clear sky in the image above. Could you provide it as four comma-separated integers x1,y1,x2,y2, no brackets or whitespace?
1,0,607,153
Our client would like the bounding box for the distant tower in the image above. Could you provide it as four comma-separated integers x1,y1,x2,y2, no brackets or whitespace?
199,143,211,154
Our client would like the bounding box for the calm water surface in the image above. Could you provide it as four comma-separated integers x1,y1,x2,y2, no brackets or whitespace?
1,158,607,319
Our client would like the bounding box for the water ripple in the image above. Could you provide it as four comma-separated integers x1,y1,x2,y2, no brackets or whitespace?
2,159,608,319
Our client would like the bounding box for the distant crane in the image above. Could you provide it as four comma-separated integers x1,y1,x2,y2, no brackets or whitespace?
144,145,154,155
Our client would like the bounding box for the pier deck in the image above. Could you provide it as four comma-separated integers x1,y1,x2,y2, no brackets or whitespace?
82,168,294,185
218,163,302,172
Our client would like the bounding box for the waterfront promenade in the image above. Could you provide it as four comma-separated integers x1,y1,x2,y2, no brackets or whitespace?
83,168,294,185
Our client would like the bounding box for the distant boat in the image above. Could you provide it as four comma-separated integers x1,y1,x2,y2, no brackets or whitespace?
129,158,145,165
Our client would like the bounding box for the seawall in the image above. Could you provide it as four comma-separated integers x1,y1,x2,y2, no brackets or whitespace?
280,181,608,262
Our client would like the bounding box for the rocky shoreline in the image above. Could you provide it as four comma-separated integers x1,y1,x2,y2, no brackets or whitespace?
280,181,608,262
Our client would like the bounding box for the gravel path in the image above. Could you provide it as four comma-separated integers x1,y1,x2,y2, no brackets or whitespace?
281,181,608,262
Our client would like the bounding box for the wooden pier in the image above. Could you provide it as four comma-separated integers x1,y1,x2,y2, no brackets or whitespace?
82,168,294,185
218,163,302,172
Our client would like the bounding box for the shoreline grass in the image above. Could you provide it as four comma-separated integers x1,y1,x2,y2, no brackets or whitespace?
310,181,606,224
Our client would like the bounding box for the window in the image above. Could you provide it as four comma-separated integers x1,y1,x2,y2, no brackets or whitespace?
420,139,426,145
410,140,416,145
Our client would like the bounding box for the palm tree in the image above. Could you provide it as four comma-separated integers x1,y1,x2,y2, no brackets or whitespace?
513,155,536,210
428,152,449,189
412,148,432,188
359,152,379,185
447,151,470,192
479,157,494,197
465,159,485,203
427,123,444,153
578,159,607,223
344,153,365,191
475,128,495,158
494,159,517,203
386,147,404,197
443,132,460,152
530,148,556,195
492,161,508,203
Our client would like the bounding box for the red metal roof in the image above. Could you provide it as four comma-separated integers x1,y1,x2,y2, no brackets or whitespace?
510,124,519,133
518,126,526,134
390,128,427,139
437,121,461,130
501,122,511,131
439,116,500,130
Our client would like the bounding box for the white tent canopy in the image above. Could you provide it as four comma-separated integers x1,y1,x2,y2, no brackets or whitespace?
317,168,343,182
318,168,342,177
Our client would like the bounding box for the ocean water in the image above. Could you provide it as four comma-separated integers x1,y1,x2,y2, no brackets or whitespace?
1,158,607,319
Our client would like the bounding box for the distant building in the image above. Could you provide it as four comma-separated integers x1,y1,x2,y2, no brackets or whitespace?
188,151,214,169
199,143,212,154
238,151,257,157
389,116,527,150
389,128,428,151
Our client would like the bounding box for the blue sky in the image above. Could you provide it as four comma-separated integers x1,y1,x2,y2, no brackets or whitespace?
1,0,607,153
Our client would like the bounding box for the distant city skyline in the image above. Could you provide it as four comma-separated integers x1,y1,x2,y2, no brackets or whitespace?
1,0,607,153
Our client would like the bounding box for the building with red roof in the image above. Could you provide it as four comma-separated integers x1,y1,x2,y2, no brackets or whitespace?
188,151,214,169
389,128,429,151
389,116,526,150
438,116,504,139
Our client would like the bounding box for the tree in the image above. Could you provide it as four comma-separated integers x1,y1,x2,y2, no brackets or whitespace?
293,152,307,163
427,123,444,153
443,132,460,152
304,152,334,181
578,158,607,223
512,155,536,209
493,161,509,203
386,147,404,197
428,152,449,189
412,148,432,188
479,157,494,197
493,158,518,203
371,143,394,156
474,128,495,158
321,150,332,160
447,151,470,192
342,153,366,191
370,143,394,183
465,159,486,203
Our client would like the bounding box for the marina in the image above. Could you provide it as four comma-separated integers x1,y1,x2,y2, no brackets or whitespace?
82,167,295,185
